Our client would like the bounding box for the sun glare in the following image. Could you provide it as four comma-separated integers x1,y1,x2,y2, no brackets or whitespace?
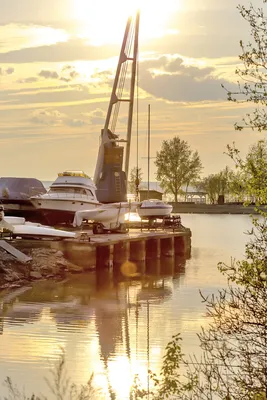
72,0,182,45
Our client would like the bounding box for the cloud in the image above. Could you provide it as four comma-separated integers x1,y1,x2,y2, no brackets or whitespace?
84,108,106,125
0,23,68,53
30,108,88,128
0,0,71,25
0,38,119,63
138,55,237,102
38,66,79,82
16,76,39,83
17,65,80,85
38,70,59,79
65,119,87,127
0,66,14,75
0,84,100,108
30,109,64,126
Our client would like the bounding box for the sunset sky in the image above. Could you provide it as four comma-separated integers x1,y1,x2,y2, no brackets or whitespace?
0,0,265,181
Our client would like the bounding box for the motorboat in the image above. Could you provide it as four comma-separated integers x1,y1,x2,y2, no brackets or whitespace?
137,199,173,219
73,201,138,233
0,177,46,222
30,171,101,226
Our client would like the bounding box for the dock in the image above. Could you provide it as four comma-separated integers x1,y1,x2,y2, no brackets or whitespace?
13,228,192,271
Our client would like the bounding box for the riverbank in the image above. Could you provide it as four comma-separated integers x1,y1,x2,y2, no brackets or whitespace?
0,246,84,290
170,203,264,214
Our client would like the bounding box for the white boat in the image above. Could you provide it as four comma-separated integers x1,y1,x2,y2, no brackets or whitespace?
30,171,101,225
73,202,138,233
137,199,173,219
1,216,77,239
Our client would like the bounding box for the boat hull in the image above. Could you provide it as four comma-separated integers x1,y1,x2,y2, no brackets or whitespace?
30,200,100,225
1,200,47,224
137,205,173,219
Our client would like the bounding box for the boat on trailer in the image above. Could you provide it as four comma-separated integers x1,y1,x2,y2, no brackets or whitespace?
0,177,46,222
73,201,139,234
137,199,173,219
30,171,100,226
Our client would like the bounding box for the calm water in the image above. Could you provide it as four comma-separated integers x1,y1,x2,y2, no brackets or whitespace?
0,214,253,399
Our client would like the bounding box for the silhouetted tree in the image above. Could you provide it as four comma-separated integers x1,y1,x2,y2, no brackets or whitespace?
225,0,267,132
155,136,202,202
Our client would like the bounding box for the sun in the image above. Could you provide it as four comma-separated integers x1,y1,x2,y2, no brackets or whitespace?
72,0,183,45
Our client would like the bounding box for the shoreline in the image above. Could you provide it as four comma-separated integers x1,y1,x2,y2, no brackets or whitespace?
170,203,264,214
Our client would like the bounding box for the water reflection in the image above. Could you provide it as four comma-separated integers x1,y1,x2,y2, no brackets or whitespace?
1,213,251,398
0,254,186,398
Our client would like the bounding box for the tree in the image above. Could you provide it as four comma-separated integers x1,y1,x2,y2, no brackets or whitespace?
227,139,267,204
133,3,267,399
155,137,202,202
228,169,246,202
225,1,267,132
197,167,232,204
128,166,143,196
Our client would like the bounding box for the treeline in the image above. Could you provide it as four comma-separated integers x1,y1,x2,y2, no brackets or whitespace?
129,138,267,204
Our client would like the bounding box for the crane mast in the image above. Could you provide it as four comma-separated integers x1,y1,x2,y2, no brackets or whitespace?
93,11,140,203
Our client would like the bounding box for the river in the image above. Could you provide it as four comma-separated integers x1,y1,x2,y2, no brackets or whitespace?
0,214,254,399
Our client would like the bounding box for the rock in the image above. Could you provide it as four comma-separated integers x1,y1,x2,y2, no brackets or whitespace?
67,263,84,273
30,271,43,280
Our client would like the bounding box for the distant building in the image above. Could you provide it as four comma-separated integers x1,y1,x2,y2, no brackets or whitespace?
180,186,207,203
138,182,163,201
128,182,207,203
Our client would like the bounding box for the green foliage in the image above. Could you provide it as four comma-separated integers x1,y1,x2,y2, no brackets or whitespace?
197,167,232,204
132,334,198,399
155,136,202,202
224,0,267,132
227,140,267,205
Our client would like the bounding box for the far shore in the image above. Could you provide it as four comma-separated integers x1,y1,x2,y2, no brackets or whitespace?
170,202,265,215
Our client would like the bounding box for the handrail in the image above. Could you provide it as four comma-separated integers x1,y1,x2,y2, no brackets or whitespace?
31,193,97,200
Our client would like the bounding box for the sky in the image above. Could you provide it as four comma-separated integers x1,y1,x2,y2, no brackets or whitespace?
0,0,266,182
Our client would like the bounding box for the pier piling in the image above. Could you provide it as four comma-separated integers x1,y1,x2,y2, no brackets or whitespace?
160,237,174,257
146,238,161,259
130,240,146,261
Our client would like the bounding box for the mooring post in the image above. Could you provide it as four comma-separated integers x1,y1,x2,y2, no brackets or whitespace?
96,244,114,269
160,255,175,276
174,236,185,256
146,258,161,276
146,238,161,259
113,241,130,265
160,237,174,257
130,240,146,261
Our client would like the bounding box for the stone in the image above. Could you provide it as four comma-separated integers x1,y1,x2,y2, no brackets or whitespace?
30,271,43,280
67,263,84,273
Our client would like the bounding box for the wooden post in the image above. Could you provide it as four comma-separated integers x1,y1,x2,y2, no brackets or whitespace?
146,238,160,259
174,236,185,256
160,237,174,257
130,240,146,261
113,241,130,265
96,245,114,269
146,258,161,276
160,255,175,276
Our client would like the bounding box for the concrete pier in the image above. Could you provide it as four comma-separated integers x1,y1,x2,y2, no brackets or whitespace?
130,240,146,261
96,244,114,269
12,229,192,272
113,241,130,265
160,237,174,257
146,238,161,259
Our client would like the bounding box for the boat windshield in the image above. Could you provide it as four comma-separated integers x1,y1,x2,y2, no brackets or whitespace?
49,187,94,196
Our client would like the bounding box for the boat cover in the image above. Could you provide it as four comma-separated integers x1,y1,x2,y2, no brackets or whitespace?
0,178,46,200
